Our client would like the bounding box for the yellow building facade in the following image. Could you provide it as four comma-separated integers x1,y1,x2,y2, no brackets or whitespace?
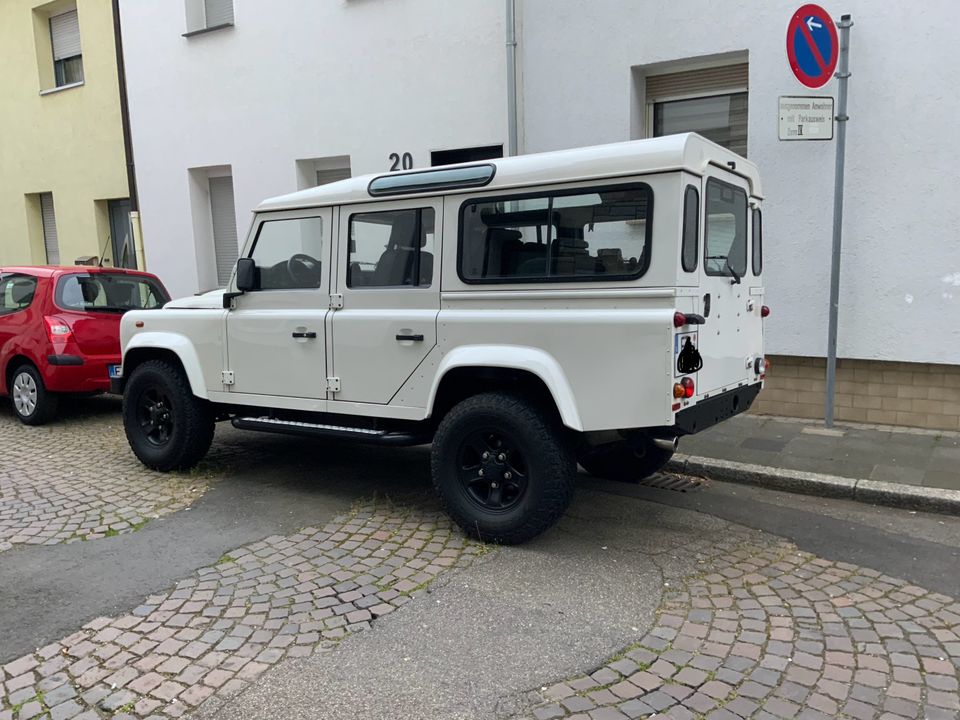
0,0,132,268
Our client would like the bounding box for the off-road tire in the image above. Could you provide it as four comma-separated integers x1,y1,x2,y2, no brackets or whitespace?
578,437,673,482
10,364,58,426
431,392,575,545
123,359,215,472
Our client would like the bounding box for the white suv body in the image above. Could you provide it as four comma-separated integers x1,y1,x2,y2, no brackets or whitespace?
118,134,766,543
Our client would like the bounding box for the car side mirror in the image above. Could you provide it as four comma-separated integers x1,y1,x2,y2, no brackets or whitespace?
235,257,258,292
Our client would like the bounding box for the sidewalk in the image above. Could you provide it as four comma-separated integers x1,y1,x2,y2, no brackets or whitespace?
674,414,960,511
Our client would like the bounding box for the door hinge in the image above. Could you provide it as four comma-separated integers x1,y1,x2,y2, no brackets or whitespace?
329,293,343,310
222,370,235,386
326,377,341,393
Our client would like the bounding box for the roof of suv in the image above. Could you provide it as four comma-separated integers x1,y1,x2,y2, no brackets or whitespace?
257,133,762,213
0,266,159,279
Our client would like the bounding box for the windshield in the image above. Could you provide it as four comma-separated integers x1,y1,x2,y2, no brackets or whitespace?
56,273,169,314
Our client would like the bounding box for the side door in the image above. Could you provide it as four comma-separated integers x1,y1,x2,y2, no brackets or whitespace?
331,198,442,405
225,209,331,399
697,170,752,396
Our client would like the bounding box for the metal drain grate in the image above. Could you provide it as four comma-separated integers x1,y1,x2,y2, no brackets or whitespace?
640,473,706,493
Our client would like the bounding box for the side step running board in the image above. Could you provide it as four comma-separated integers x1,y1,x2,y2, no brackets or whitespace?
231,416,428,446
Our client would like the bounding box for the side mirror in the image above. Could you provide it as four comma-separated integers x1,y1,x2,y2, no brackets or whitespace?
235,257,258,292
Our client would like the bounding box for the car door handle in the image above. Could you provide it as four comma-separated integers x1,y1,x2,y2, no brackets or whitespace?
292,331,317,339
396,334,424,342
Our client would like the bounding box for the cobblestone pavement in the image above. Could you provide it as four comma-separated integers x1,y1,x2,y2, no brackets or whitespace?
522,531,960,720
0,498,482,719
0,400,250,552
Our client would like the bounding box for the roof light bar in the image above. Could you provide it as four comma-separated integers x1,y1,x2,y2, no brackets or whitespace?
368,164,496,197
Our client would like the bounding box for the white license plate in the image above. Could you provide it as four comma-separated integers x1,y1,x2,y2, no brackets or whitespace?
108,365,123,379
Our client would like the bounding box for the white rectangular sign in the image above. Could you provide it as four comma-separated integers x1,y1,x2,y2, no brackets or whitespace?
779,96,834,141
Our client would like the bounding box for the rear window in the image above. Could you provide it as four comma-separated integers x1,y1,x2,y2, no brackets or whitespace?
0,274,38,315
55,273,169,313
459,183,652,283
704,178,748,278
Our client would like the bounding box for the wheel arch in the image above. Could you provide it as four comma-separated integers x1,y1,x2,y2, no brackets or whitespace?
123,333,208,399
426,346,583,431
3,354,37,395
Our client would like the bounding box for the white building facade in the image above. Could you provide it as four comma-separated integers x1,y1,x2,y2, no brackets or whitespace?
120,0,960,430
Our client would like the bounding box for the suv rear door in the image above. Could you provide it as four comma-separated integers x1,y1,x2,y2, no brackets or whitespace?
697,169,753,396
330,197,442,405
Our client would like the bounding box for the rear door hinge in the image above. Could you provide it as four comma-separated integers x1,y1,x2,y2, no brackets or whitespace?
222,370,235,386
326,376,341,393
329,293,343,310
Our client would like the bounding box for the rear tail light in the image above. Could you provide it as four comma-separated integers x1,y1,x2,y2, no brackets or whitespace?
673,383,685,399
681,376,695,398
44,316,73,343
673,312,687,328
761,305,771,318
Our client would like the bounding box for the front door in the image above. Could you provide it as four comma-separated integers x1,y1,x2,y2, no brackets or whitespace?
226,209,332,399
697,171,752,396
331,198,442,405
108,199,135,269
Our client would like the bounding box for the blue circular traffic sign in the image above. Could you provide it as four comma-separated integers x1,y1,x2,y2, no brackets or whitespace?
786,4,839,89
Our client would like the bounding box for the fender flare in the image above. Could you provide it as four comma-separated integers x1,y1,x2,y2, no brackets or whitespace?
124,332,209,400
426,345,583,431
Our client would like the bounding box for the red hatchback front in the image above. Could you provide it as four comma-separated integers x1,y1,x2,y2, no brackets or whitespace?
0,266,170,424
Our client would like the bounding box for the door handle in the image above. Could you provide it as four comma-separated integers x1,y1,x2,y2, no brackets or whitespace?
396,334,424,342
292,331,317,339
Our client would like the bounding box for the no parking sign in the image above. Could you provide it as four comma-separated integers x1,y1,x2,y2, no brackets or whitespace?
786,4,839,88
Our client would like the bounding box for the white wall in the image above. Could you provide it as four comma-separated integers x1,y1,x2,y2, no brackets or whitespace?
120,0,507,299
520,0,960,365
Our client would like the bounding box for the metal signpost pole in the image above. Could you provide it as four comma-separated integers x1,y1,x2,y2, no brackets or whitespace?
824,14,853,427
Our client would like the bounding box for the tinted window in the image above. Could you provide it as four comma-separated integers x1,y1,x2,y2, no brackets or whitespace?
459,184,652,282
752,208,762,275
0,275,38,315
249,217,324,290
682,185,699,272
704,178,747,278
56,274,169,313
348,208,435,288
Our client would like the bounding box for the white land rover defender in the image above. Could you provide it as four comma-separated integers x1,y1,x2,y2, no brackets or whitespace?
116,134,766,544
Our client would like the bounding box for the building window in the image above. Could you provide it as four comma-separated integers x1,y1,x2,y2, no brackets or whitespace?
184,0,234,35
50,8,83,87
39,193,60,265
647,63,748,156
458,184,652,283
431,145,503,167
348,209,435,288
208,176,238,287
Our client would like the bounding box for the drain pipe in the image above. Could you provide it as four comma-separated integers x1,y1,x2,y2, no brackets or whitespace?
505,0,518,156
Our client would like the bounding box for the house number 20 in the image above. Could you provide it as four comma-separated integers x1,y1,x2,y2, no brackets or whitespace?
389,152,414,171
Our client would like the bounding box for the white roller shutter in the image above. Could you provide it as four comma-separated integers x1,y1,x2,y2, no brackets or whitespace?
209,177,239,287
204,0,234,27
315,167,351,186
50,10,81,61
40,193,60,266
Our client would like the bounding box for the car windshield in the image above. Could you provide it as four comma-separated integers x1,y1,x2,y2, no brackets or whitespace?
56,273,169,313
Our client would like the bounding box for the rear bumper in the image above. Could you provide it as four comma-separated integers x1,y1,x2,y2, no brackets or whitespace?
673,383,761,436
42,353,120,393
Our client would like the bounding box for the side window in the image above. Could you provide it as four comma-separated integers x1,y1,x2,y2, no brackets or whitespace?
681,185,699,272
704,178,747,278
249,217,324,290
752,208,763,275
0,275,39,315
459,184,652,282
348,208,435,288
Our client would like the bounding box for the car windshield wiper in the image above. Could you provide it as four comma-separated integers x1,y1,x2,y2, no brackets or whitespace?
705,256,742,284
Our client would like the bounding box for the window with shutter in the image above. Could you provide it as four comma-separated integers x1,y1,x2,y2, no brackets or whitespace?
209,177,239,287
50,8,83,87
315,167,352,186
39,193,60,266
647,64,748,156
203,0,234,28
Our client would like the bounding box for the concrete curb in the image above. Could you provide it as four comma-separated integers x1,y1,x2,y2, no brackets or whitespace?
666,454,960,516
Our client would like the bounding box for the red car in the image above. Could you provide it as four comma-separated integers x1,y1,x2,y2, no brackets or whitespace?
0,266,170,425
